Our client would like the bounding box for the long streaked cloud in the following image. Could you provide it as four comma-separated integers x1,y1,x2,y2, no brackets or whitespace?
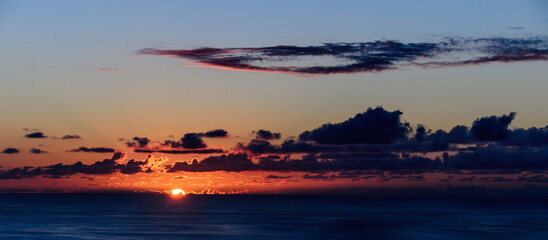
68,146,116,153
139,37,548,75
92,67,120,72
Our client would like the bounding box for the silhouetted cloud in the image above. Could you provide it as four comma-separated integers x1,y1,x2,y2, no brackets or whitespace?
139,37,548,75
471,113,515,141
299,107,410,144
126,137,151,148
134,149,224,154
29,148,47,154
68,147,116,153
254,129,281,140
180,133,207,149
24,132,47,138
167,153,253,172
503,126,548,146
2,148,19,154
61,135,82,140
447,146,548,169
203,129,228,138
0,152,153,179
265,175,292,179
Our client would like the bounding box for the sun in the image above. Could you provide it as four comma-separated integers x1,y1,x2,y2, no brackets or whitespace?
171,189,186,195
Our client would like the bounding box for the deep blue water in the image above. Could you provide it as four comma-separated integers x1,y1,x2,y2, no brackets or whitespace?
0,194,547,239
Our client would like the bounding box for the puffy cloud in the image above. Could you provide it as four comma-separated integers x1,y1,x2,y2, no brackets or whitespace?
203,129,228,138
447,146,548,169
166,153,253,172
139,37,548,75
254,129,281,140
2,148,19,154
503,126,548,146
24,132,47,138
180,133,207,149
29,148,47,154
471,113,516,141
126,137,151,148
68,147,116,153
299,107,410,144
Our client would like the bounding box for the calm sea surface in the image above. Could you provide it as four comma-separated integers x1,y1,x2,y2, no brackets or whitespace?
0,194,547,239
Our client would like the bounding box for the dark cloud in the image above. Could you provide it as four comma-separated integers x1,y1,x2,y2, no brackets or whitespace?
503,126,548,146
125,131,228,153
126,137,151,148
24,132,47,138
203,129,228,138
180,133,207,149
134,149,224,154
68,147,116,153
29,148,47,154
447,146,548,169
265,175,292,179
61,135,82,140
167,153,253,172
299,107,410,144
254,129,281,140
0,152,151,179
471,113,515,141
139,37,548,75
2,148,19,154
518,174,548,183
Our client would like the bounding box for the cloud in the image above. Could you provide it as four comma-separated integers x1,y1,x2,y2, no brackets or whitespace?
447,146,548,169
139,37,548,75
299,107,410,144
203,129,228,138
68,147,116,153
61,135,82,140
265,175,292,179
167,153,253,172
471,113,515,141
126,137,151,148
0,152,154,179
502,126,548,147
22,128,40,132
125,131,229,153
253,129,281,140
2,148,19,154
180,133,207,149
29,148,47,154
134,149,224,154
24,132,47,138
93,67,120,72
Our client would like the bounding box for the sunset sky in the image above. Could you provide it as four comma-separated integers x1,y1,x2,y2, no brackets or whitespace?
1,0,548,195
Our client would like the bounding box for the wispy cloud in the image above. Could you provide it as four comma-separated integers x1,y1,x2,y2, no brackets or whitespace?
139,37,548,75
92,67,120,72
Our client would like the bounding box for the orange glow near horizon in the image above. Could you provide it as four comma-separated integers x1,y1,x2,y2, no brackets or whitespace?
171,189,185,195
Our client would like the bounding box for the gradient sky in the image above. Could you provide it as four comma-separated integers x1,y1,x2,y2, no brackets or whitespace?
1,0,548,194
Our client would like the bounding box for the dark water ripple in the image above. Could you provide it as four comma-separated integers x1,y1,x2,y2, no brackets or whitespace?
0,194,547,239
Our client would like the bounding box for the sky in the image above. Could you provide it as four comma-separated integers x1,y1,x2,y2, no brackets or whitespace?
1,0,548,195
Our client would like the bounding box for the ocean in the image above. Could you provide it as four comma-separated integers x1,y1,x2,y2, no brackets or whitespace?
0,194,547,239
